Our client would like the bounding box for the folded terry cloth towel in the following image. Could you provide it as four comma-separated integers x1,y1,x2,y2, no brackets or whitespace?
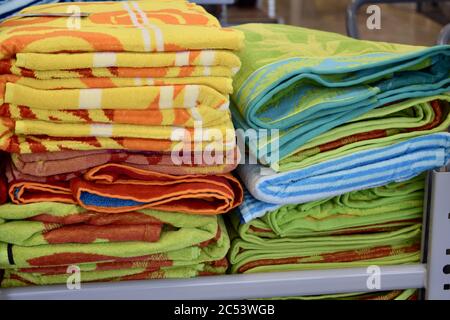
0,1,244,60
5,65,236,81
1,82,229,110
1,133,236,154
0,209,164,246
7,257,229,277
230,223,421,273
7,163,244,214
264,289,418,300
1,260,229,287
230,23,450,168
238,132,450,217
229,176,424,273
11,148,239,176
0,1,243,156
0,74,234,95
0,104,229,128
238,174,424,229
1,114,234,140
0,50,241,79
0,201,221,246
0,202,229,269
0,202,230,287
275,96,450,172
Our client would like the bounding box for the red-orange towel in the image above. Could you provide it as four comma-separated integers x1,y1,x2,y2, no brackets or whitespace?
9,163,243,215
72,164,243,214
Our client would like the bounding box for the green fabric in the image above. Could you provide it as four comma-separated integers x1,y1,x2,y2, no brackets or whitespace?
261,289,417,300
279,96,450,171
229,177,424,274
238,175,424,238
0,202,218,246
1,263,227,287
0,202,230,269
230,23,450,170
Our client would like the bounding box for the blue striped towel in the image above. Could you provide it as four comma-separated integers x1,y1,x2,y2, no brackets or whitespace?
238,133,450,223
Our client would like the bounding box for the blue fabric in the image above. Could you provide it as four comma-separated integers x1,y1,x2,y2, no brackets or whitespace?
238,133,450,223
79,191,146,209
231,45,450,167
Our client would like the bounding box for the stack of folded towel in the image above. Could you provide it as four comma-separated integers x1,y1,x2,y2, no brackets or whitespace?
231,24,450,217
230,176,423,273
264,289,418,300
229,23,450,278
0,0,244,287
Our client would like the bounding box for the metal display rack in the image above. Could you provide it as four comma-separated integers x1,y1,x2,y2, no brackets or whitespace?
0,169,448,300
424,170,450,299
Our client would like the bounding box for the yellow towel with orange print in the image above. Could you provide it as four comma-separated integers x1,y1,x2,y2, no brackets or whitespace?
0,0,243,154
0,0,243,80
0,51,241,80
0,1,244,59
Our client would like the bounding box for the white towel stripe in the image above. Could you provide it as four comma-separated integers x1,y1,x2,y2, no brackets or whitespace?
184,85,199,108
90,124,114,137
159,86,174,109
123,2,151,51
200,50,215,66
79,89,102,109
93,52,117,68
203,66,211,76
175,52,190,66
132,1,164,52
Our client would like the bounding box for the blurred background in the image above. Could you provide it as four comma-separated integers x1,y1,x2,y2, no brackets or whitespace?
1,0,450,45
200,0,450,45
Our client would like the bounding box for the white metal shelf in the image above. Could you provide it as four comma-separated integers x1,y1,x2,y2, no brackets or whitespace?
0,264,425,300
424,170,450,299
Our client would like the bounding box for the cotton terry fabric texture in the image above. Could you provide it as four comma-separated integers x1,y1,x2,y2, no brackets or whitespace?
262,289,418,300
0,0,244,154
10,149,240,176
6,162,243,214
229,176,424,274
0,202,230,287
231,24,450,169
0,0,244,288
230,23,450,214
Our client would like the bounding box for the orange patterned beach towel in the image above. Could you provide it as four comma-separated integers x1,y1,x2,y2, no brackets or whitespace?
8,163,243,214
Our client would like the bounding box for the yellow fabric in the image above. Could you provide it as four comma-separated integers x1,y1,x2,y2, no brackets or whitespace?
0,1,244,60
4,75,233,95
9,65,237,81
12,116,234,140
1,104,228,127
14,50,241,70
3,82,229,110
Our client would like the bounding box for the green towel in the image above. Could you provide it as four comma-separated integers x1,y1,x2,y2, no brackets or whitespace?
261,289,418,300
231,23,450,170
278,96,450,172
229,176,424,274
1,261,228,287
0,202,229,269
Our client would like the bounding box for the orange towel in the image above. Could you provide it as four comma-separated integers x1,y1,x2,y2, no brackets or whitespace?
73,163,243,214
9,163,243,215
